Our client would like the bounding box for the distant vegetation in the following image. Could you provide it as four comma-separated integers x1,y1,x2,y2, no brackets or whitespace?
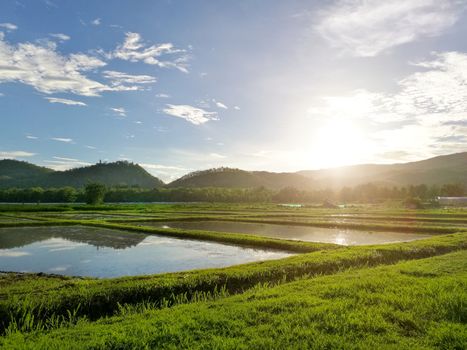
84,183,106,205
0,182,463,204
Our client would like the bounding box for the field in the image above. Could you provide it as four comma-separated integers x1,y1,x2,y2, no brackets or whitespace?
0,203,466,349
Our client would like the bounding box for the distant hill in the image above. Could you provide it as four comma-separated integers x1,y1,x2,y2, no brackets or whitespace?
167,167,313,189
1,152,465,190
298,152,467,189
0,160,164,189
0,159,53,181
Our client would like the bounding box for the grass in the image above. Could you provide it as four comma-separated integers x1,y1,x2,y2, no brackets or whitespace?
0,203,466,348
1,250,466,349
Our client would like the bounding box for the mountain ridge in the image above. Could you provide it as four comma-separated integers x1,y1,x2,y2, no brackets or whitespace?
0,152,465,189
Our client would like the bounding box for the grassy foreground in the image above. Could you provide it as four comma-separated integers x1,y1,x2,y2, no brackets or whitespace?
0,204,466,349
2,249,466,349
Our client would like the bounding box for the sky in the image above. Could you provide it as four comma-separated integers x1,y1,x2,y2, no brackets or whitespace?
0,0,466,182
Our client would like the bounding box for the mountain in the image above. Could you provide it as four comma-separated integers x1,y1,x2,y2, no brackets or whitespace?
169,153,466,190
1,152,465,190
0,160,164,189
167,167,313,189
298,152,467,189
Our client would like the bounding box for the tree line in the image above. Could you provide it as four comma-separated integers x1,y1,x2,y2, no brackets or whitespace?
0,182,464,204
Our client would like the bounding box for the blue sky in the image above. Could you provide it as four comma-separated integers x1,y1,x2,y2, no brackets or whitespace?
1,0,466,182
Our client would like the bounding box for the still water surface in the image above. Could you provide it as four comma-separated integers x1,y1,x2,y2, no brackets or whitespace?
137,220,435,245
0,226,292,278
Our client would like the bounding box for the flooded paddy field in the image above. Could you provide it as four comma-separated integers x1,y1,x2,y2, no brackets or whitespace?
0,226,292,277
134,220,436,245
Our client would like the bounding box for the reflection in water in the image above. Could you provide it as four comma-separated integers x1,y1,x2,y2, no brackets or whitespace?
137,220,435,245
0,226,292,278
0,226,147,250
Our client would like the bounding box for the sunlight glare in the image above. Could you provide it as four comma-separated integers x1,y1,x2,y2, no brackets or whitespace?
309,118,369,169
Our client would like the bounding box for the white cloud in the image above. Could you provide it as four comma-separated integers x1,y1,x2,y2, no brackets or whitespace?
53,156,79,162
92,18,101,26
85,145,96,149
234,106,240,110
209,153,226,159
155,93,170,98
140,163,187,171
0,35,144,96
49,33,70,41
26,135,38,140
215,101,228,109
112,32,189,72
0,23,17,31
45,97,87,106
44,159,91,171
102,70,157,87
307,51,467,161
315,0,464,57
395,52,467,118
51,137,73,143
163,104,218,125
110,107,126,117
0,150,35,159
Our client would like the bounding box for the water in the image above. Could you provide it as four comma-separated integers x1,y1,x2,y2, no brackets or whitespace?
137,220,435,245
0,226,292,278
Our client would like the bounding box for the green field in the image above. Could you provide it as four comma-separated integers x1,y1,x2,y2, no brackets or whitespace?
0,203,466,349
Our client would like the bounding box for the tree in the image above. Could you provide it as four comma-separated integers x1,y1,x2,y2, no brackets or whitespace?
440,183,465,197
84,182,106,205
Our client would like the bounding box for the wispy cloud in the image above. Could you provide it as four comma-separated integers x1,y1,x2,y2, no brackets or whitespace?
209,153,226,159
91,18,101,26
155,93,170,98
26,135,38,140
45,97,87,106
50,137,73,143
49,33,70,41
110,107,127,117
215,101,228,109
163,104,218,125
53,156,79,162
112,32,189,72
44,158,91,171
140,163,187,171
315,0,464,57
0,150,35,159
0,23,17,31
102,70,157,87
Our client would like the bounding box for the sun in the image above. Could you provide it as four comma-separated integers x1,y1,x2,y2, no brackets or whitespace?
309,119,369,169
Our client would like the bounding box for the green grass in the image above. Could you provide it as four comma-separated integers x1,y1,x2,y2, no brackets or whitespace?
0,203,466,348
1,250,466,349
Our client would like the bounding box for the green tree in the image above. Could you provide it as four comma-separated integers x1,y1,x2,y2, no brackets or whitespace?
84,183,106,205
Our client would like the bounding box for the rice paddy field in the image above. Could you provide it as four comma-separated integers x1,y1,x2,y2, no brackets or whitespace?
0,203,466,349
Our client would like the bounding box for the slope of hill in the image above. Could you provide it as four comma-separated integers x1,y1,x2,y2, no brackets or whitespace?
0,161,164,189
0,159,53,181
167,167,313,189
298,152,467,188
